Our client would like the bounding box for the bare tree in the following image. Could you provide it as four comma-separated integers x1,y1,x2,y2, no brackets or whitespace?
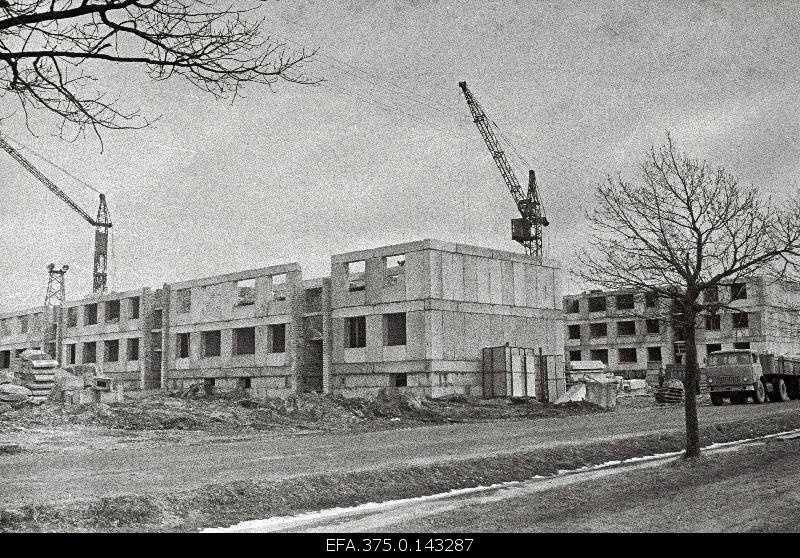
580,133,800,458
0,1,318,142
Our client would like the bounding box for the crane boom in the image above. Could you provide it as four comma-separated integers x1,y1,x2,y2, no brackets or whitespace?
458,81,548,260
0,134,112,293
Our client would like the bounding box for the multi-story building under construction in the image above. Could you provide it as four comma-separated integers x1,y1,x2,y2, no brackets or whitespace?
1,239,566,400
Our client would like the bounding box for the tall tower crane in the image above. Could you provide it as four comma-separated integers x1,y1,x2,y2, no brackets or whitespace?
458,81,549,260
0,135,112,294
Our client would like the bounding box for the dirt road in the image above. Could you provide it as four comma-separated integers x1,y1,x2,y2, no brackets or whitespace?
2,401,799,509
229,435,800,533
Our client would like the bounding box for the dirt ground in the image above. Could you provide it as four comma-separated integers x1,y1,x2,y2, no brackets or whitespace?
1,393,799,532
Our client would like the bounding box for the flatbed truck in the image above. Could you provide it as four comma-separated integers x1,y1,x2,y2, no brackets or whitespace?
706,349,800,405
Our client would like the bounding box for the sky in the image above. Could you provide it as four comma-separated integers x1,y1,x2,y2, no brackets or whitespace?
1,0,799,311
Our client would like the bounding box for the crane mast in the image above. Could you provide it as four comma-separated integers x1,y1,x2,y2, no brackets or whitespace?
0,135,112,294
458,81,549,260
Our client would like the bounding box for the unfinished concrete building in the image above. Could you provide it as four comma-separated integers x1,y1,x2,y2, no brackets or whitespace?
564,276,800,381
0,239,566,400
330,240,564,397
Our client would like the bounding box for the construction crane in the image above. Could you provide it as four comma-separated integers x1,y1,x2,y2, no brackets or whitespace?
0,135,112,294
458,81,549,260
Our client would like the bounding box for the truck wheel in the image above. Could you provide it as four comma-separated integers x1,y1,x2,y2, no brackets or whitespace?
752,380,767,404
773,379,790,402
710,393,725,406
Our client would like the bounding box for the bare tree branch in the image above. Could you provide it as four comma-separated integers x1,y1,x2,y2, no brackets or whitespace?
0,0,320,142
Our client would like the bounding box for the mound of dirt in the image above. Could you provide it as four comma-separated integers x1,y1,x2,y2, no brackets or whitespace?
0,389,605,434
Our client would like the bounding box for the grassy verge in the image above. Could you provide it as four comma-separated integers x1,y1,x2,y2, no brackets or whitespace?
3,410,800,532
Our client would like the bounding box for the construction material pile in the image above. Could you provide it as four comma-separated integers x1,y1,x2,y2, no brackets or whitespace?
0,388,605,433
655,379,685,404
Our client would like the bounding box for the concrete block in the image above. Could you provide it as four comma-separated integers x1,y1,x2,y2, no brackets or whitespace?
405,249,426,300
430,251,443,299
406,311,425,360
489,259,503,305
429,310,444,360
501,260,515,306
365,257,383,305
453,312,466,361
525,265,539,309
442,311,456,361
477,258,491,303
441,252,454,300
512,262,526,307
366,314,383,362
463,255,478,303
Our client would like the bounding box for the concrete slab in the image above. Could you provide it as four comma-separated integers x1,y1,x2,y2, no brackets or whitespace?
489,259,503,305
477,258,491,303
463,255,478,303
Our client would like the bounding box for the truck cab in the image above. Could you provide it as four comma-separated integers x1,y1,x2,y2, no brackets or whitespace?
705,349,765,405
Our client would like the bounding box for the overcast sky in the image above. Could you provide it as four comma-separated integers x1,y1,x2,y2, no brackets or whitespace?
2,0,799,312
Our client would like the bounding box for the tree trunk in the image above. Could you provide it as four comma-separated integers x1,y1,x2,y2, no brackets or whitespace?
683,304,701,458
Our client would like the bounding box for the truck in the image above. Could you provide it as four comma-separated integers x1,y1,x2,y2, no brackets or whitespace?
705,349,800,405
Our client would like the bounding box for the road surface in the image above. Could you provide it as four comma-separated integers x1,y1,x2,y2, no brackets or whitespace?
1,400,799,508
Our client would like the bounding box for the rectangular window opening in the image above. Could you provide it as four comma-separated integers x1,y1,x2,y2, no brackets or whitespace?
346,316,367,348
347,261,366,292
390,373,407,387
706,314,721,330
105,300,120,323
152,308,163,329
646,319,660,334
384,255,406,287
201,330,221,357
645,292,657,308
384,313,407,346
569,350,582,362
731,283,747,301
129,297,140,319
734,341,751,350
589,322,607,338
270,323,286,353
588,296,607,312
618,348,638,363
590,349,608,364
706,343,722,355
271,274,287,302
568,324,581,340
66,307,78,328
177,332,190,358
733,313,749,329
233,327,256,355
84,304,98,326
238,377,252,390
128,338,140,361
83,341,97,364
704,286,719,304
565,299,580,313
616,294,634,310
617,320,636,336
104,339,119,362
19,315,29,333
233,278,257,306
647,346,662,362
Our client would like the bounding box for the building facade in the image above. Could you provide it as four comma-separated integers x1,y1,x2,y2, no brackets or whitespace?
0,239,565,399
563,276,800,380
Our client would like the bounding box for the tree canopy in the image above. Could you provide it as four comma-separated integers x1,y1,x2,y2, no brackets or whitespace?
0,1,318,140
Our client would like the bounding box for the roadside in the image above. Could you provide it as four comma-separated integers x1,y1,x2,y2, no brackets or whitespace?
2,402,800,532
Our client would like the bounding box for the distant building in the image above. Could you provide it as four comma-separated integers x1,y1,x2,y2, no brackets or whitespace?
563,276,800,380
